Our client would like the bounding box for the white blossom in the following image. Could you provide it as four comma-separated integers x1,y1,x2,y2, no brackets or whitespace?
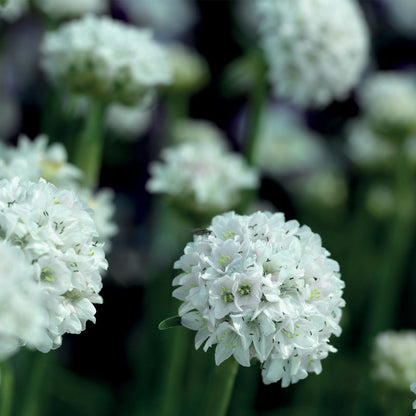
358,71,416,135
372,331,416,391
34,0,107,19
0,241,48,360
41,15,173,106
0,177,107,352
0,0,28,22
255,0,369,108
119,0,198,38
147,141,259,214
173,211,345,386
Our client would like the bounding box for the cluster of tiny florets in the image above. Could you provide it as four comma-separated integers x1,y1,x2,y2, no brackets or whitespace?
173,211,345,386
255,0,369,108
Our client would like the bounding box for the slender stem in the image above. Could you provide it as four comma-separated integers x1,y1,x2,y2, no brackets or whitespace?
203,358,239,416
0,361,14,416
164,93,189,145
73,99,107,189
245,66,267,166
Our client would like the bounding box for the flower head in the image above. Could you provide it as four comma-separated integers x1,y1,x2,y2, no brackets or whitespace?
255,0,369,108
173,211,345,386
372,331,416,391
34,0,107,19
147,142,259,215
41,15,172,106
0,177,107,352
0,0,28,22
0,241,48,360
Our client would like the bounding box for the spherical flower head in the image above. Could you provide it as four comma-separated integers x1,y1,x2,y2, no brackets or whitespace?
0,177,107,352
164,43,209,93
0,0,28,22
251,105,327,175
173,211,345,386
0,241,49,360
41,15,173,106
372,331,416,391
0,134,83,188
146,142,259,215
34,0,108,19
358,72,416,137
255,0,369,108
119,0,198,39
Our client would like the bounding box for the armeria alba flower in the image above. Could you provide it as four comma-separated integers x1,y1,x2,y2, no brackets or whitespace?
372,331,416,391
147,142,259,215
173,211,345,386
358,72,416,136
0,241,49,360
0,0,28,22
411,383,416,414
0,177,107,352
119,0,198,38
41,15,172,106
255,0,369,108
34,0,107,19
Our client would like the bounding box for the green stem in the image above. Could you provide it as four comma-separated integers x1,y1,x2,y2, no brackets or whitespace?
73,99,107,189
203,358,239,416
0,361,14,416
160,328,190,416
245,65,267,166
164,93,189,144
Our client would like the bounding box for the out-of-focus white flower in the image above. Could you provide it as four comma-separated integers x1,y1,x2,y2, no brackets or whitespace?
411,383,416,413
251,105,327,175
358,72,416,135
75,186,118,252
365,184,395,219
0,0,28,22
255,0,369,108
372,331,416,391
165,43,209,92
173,211,345,386
0,134,82,187
0,241,48,360
34,0,108,19
0,177,107,352
41,15,172,106
381,0,416,37
119,0,198,39
172,118,227,146
147,141,259,214
105,102,153,140
233,0,259,40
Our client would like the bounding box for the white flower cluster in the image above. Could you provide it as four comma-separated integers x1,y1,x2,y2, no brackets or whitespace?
147,141,259,214
0,0,28,22
251,105,327,175
119,0,198,38
372,331,416,391
358,72,416,135
0,135,118,251
34,0,108,19
0,241,48,360
255,0,369,108
173,211,345,386
0,177,107,354
41,15,172,106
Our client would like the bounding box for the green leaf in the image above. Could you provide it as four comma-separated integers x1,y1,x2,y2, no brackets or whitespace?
158,315,182,330
0,0,8,5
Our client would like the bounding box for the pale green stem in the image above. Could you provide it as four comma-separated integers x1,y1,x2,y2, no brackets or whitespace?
73,99,107,189
164,93,189,145
203,358,239,416
0,361,13,416
245,67,267,166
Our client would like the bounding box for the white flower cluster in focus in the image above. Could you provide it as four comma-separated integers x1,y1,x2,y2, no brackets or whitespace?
34,0,108,19
41,15,172,106
119,0,198,38
0,177,107,353
0,241,48,360
358,72,416,135
173,211,345,386
255,0,369,108
372,331,416,391
147,141,259,214
0,0,28,22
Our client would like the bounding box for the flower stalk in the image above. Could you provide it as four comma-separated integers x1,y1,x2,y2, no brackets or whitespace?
0,361,13,416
